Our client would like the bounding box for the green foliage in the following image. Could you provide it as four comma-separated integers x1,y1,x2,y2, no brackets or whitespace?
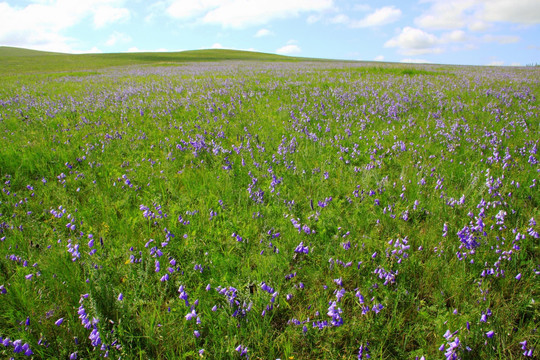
0,46,318,76
0,56,538,359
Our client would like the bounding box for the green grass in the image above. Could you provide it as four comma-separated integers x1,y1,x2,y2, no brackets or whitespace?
0,49,538,359
0,46,64,56
0,46,325,76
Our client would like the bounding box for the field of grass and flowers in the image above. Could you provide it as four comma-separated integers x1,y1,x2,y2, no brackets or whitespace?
0,48,538,359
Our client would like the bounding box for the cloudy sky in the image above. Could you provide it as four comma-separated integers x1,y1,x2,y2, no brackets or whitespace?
1,0,539,65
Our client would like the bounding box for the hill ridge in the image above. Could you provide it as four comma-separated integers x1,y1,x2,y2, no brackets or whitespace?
0,46,326,75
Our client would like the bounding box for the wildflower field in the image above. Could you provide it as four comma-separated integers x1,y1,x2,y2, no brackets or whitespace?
0,50,538,359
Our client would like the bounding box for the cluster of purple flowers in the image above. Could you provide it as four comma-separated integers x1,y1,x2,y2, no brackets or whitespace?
0,337,33,356
326,301,343,327
290,217,315,235
139,203,167,220
519,340,535,357
357,342,370,359
294,241,309,254
373,266,398,286
235,344,249,358
439,329,461,360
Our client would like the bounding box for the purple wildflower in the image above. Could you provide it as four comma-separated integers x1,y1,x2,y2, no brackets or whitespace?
358,342,370,359
185,309,197,321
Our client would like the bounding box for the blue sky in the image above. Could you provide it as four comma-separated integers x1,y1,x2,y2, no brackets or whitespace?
1,0,539,66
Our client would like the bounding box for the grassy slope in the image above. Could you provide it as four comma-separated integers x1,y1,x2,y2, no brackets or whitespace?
1,46,538,359
0,46,322,75
0,46,64,56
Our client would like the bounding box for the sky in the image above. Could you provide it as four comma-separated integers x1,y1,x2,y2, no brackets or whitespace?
1,0,539,66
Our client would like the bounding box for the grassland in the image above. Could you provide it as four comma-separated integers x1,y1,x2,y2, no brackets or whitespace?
0,46,320,76
0,47,538,359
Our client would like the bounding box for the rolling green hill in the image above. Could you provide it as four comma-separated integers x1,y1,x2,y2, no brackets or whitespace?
0,46,320,75
0,46,64,57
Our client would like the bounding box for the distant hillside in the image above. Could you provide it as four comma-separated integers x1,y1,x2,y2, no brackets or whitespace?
0,46,63,57
0,46,321,75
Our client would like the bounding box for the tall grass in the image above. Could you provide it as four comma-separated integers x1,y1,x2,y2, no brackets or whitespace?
0,59,538,359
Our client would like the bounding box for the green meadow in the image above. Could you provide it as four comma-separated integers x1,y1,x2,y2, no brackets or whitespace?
0,47,538,359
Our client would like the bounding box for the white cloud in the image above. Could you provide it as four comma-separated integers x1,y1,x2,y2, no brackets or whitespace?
468,21,491,32
276,44,301,55
328,7,400,28
374,55,385,61
307,14,322,24
400,58,431,64
0,2,73,52
329,14,350,25
350,6,401,28
487,60,505,66
482,0,540,24
482,34,520,44
145,1,168,23
166,0,222,20
384,27,442,55
202,44,257,52
72,46,103,54
93,5,130,28
385,20,521,60
166,0,333,28
385,27,477,57
415,0,540,32
126,47,169,53
87,46,103,53
440,30,467,43
0,0,131,53
254,28,272,37
414,0,475,30
105,31,132,46
204,0,332,28
352,4,371,12
510,62,521,66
